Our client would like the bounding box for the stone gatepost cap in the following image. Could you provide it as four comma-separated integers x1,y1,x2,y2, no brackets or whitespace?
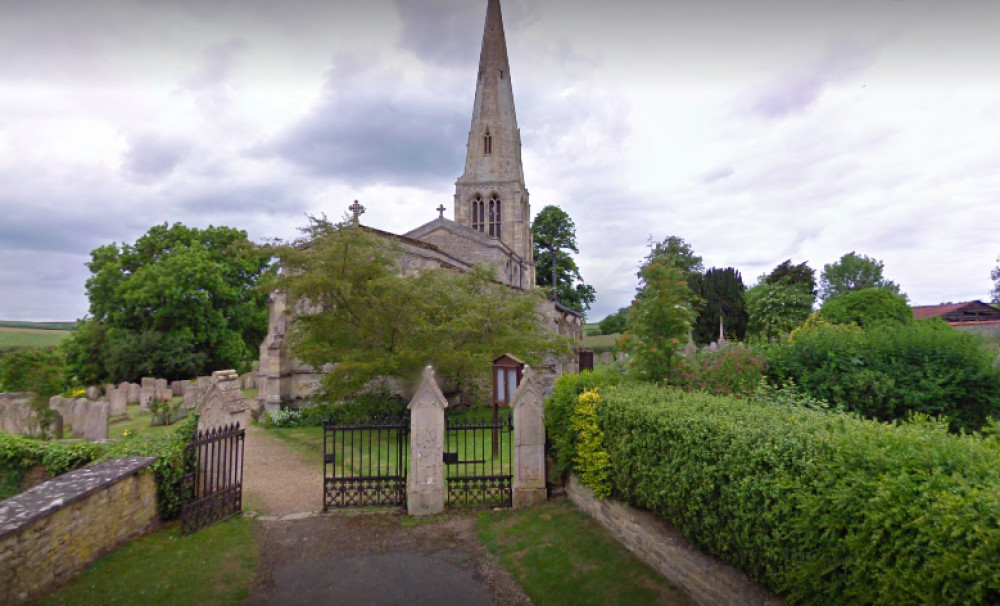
408,366,449,410
510,365,541,409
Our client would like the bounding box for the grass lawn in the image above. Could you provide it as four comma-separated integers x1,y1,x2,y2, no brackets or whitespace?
0,326,70,350
478,500,693,606
43,517,258,606
104,402,188,441
582,332,620,352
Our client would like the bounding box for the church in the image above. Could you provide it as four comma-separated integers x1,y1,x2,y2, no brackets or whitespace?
256,0,584,409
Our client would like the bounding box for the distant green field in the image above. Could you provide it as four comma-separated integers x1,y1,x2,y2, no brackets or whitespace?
583,333,621,352
0,327,71,350
0,320,76,331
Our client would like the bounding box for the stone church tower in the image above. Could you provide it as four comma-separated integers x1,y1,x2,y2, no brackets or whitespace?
453,0,535,286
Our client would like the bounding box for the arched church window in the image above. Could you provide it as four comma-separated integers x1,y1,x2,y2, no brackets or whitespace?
472,194,485,232
483,129,493,155
488,193,501,238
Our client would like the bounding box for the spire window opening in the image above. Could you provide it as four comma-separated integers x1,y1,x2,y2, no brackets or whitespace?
488,193,501,238
472,194,485,232
483,129,493,155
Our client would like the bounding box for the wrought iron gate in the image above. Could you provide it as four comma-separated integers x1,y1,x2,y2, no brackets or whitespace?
445,414,513,507
323,418,409,510
180,422,245,535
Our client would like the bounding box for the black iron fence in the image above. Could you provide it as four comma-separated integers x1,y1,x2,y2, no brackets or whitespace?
180,422,245,535
323,417,409,510
444,413,513,507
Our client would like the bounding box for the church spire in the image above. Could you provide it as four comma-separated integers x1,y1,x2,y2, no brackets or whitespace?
459,0,523,184
454,0,533,285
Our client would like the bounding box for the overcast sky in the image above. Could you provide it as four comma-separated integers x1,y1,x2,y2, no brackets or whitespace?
2,0,999,322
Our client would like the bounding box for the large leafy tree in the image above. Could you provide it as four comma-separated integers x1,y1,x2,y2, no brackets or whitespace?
819,287,912,328
598,307,629,335
63,223,273,383
764,259,817,296
691,267,747,345
620,260,697,382
641,236,703,283
744,282,815,340
532,205,596,315
819,251,901,302
278,216,569,402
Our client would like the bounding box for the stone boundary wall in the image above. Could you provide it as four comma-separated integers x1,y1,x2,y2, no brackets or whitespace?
566,475,782,606
0,457,158,604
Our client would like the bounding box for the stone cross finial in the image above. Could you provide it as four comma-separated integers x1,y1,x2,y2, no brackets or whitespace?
349,200,366,224
436,204,446,218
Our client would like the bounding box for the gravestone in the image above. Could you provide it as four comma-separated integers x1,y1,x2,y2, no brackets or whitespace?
170,381,183,397
71,399,89,437
407,366,447,516
600,352,612,365
85,386,100,401
0,393,36,435
183,382,201,410
511,366,547,508
83,401,109,441
139,378,156,412
108,387,128,416
196,370,250,432
126,382,140,405
155,378,172,402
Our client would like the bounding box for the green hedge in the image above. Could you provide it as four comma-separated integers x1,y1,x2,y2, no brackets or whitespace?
546,376,1000,605
544,366,623,478
0,416,198,519
766,320,1000,432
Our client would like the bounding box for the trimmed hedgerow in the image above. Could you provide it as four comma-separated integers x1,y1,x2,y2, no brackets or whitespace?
544,366,623,478
581,382,1000,605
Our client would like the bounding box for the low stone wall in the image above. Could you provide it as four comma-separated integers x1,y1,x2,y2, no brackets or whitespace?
566,475,782,606
0,457,158,603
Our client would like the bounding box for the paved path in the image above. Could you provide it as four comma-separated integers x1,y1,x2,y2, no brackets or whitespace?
242,425,323,516
241,425,530,605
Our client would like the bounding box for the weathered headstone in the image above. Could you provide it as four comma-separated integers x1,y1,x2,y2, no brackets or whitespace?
600,351,613,365
124,382,140,405
85,386,100,401
108,387,128,416
83,401,109,441
139,377,156,412
155,378,172,403
196,370,250,432
407,366,447,516
511,366,547,508
182,383,200,410
0,393,36,435
71,399,89,437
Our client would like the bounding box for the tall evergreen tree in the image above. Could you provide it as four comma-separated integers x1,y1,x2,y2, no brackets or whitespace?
691,267,747,345
532,205,596,315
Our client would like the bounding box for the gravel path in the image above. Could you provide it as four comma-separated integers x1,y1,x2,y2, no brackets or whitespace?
243,424,323,516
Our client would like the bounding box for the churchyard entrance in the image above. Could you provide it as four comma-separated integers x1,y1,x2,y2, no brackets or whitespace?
445,414,513,507
322,417,409,509
180,422,246,535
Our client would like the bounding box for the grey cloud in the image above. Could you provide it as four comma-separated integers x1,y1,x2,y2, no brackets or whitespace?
121,133,192,183
701,166,734,184
256,56,469,187
394,0,539,68
744,40,877,119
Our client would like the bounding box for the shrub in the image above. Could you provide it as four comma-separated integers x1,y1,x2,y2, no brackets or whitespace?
767,320,1000,432
545,367,624,478
591,383,1000,605
674,344,766,397
819,287,912,328
570,390,611,497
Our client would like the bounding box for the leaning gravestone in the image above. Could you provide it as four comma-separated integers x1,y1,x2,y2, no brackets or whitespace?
85,386,100,401
196,370,249,432
83,401,109,441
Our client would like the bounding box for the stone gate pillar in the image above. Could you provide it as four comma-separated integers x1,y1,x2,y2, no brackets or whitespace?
407,366,447,516
512,366,547,508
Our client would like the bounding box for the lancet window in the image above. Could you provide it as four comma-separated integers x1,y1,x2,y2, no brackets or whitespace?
472,194,485,232
483,129,493,155
488,193,501,238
